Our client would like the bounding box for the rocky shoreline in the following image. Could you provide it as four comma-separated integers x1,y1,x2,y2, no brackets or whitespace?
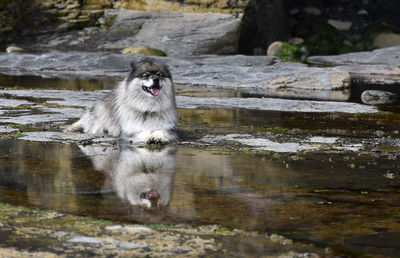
0,203,323,257
1,46,400,102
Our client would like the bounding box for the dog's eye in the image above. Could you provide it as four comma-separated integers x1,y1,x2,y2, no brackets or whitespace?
156,72,165,78
142,72,151,78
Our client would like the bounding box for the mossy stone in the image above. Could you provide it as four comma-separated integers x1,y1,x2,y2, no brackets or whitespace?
121,46,167,56
267,41,303,62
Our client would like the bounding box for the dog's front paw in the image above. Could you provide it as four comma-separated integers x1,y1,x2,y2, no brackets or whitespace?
146,138,164,145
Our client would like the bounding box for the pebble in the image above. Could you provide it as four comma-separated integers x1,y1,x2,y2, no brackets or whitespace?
357,9,368,15
6,46,26,53
303,7,321,16
125,226,154,233
327,19,352,31
267,41,284,56
105,225,123,231
67,236,103,244
288,37,304,45
120,243,150,250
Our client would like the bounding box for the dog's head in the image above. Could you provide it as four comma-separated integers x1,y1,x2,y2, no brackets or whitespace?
126,58,173,98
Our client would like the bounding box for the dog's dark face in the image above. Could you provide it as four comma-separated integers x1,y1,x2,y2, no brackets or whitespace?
127,58,172,97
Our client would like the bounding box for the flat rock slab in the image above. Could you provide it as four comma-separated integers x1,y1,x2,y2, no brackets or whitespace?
308,46,400,84
0,88,379,153
0,90,378,125
0,52,351,101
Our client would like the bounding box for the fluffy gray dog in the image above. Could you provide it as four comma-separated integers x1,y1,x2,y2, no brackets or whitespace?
67,58,177,143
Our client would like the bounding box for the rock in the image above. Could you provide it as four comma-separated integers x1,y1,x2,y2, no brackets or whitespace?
0,51,354,101
343,40,353,47
0,126,18,134
267,42,284,56
33,10,240,57
67,236,103,244
121,46,167,56
357,9,368,15
373,32,400,49
288,37,304,46
303,7,321,16
327,19,352,31
267,41,303,62
307,47,400,90
5,46,26,53
360,90,397,105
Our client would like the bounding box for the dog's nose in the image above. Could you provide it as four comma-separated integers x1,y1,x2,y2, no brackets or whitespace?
153,77,160,84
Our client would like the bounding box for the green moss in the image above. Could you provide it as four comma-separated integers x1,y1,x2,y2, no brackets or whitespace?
8,131,24,137
272,42,303,62
148,222,177,229
7,124,37,132
305,21,344,55
0,202,115,236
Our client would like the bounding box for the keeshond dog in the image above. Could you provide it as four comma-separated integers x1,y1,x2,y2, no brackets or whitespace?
67,58,177,143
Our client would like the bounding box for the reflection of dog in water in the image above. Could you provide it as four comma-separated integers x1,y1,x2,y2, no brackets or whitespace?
67,58,177,143
80,144,176,210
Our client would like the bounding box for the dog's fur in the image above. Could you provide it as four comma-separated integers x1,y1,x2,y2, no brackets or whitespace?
67,58,177,143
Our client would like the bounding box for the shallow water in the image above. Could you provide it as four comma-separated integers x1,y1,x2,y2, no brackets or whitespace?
1,74,400,256
0,139,400,256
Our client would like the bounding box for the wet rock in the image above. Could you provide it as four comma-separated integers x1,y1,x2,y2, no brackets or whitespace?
177,96,377,114
360,90,397,105
18,132,94,143
201,134,318,153
67,236,104,244
0,126,17,134
121,46,167,56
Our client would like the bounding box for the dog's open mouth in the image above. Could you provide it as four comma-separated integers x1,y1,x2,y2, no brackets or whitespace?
142,85,161,96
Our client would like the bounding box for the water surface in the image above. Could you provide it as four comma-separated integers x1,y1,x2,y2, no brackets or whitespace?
0,139,400,256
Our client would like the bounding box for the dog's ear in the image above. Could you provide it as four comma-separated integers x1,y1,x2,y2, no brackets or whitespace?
130,61,136,71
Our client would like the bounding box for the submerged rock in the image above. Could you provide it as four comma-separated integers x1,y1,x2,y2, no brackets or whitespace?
361,90,397,105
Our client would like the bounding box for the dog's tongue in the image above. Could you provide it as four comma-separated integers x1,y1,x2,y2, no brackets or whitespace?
148,190,159,199
150,87,160,96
